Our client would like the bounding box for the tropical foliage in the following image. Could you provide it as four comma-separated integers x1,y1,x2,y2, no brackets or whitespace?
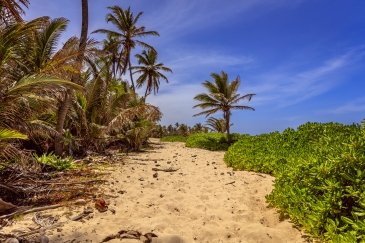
225,122,365,242
205,117,227,133
0,1,169,209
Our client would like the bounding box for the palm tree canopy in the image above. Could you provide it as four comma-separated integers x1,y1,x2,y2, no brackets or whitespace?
93,5,159,75
132,49,172,97
193,71,255,117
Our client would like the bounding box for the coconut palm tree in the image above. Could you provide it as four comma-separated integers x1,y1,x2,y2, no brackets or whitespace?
94,5,159,91
193,71,255,142
55,0,89,155
132,49,172,99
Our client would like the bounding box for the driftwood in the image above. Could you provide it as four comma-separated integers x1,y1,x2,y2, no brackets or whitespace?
0,204,62,220
38,179,107,186
70,207,94,221
101,230,157,242
151,167,179,172
0,198,17,214
12,207,94,239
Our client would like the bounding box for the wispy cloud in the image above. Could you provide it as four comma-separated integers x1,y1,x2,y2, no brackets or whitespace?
148,46,365,126
246,47,365,108
142,0,304,43
329,98,365,114
162,50,254,85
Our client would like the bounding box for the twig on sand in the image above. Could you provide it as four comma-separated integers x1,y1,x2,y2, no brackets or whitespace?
152,167,179,172
225,181,236,185
101,230,158,242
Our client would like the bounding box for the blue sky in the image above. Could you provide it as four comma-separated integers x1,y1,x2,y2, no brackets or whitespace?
25,0,365,134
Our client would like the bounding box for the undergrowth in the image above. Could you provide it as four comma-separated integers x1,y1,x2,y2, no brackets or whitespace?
34,152,76,171
224,122,365,242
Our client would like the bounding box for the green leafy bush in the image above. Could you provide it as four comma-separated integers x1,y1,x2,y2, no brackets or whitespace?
35,152,75,171
160,135,188,142
224,122,365,242
186,132,243,151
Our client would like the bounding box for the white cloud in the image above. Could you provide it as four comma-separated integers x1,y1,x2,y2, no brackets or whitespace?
147,83,206,125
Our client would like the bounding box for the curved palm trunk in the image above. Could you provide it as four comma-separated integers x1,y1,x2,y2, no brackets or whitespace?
144,76,152,100
55,90,73,155
225,110,231,144
55,0,88,156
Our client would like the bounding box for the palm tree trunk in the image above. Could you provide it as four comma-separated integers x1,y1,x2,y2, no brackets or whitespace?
55,90,73,155
55,0,88,156
225,111,231,144
128,57,135,92
144,77,152,100
78,0,88,63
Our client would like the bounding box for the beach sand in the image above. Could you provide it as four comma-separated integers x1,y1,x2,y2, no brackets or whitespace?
2,139,306,243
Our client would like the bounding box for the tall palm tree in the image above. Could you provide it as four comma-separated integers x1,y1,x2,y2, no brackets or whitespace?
132,49,172,99
193,71,255,142
55,0,89,155
94,5,159,92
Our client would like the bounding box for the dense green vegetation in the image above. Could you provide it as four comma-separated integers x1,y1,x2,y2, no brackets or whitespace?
186,132,243,151
160,135,188,142
225,122,365,242
186,133,230,151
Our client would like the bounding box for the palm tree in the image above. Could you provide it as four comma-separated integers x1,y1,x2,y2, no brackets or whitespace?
94,5,159,91
55,0,89,155
205,117,227,133
132,49,172,99
193,71,255,143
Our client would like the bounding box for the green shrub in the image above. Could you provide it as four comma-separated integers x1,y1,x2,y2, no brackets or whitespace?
185,132,242,151
224,122,365,242
34,152,75,171
160,135,188,142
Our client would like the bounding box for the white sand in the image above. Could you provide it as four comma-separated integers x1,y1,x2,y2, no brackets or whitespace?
2,139,306,242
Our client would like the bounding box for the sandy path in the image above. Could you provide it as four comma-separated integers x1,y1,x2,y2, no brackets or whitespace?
3,139,306,243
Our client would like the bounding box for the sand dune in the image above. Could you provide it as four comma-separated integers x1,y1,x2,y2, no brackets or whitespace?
2,139,306,243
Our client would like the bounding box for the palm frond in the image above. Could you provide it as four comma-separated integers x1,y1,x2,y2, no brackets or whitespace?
7,75,83,97
0,128,28,140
